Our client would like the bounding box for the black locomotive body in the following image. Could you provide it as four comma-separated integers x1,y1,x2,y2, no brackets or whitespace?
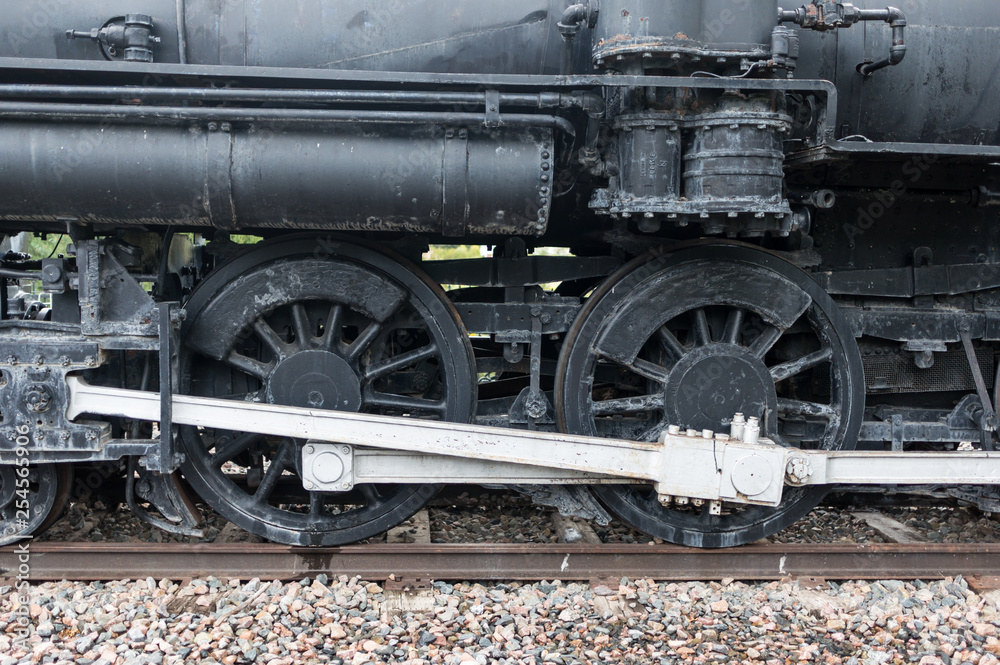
0,0,998,548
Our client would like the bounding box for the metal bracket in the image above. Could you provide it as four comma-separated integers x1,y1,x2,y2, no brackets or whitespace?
301,442,355,492
149,302,184,474
510,310,555,427
125,457,202,537
484,90,501,128
959,325,999,435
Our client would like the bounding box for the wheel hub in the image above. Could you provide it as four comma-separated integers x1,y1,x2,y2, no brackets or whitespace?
266,350,362,412
664,343,777,431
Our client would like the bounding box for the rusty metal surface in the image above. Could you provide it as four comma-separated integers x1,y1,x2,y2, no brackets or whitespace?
3,542,999,582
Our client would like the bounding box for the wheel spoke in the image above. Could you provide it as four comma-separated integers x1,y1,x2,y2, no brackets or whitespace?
357,484,383,505
777,398,837,419
656,326,687,361
769,347,833,383
748,325,783,358
591,393,665,416
253,318,287,359
309,491,325,516
723,308,745,345
210,432,263,467
363,342,439,383
365,392,447,414
320,304,344,352
345,321,383,364
224,350,274,381
252,443,291,505
625,358,670,384
291,303,312,349
692,308,712,346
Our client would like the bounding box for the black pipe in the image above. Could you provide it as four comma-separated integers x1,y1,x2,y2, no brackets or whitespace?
778,4,906,77
174,0,187,64
0,84,602,116
857,7,907,77
0,101,577,137
0,269,41,280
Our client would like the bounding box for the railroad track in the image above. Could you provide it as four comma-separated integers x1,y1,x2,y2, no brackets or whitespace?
5,541,1000,583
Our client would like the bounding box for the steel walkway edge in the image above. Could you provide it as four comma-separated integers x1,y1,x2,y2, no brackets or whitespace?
2,542,998,582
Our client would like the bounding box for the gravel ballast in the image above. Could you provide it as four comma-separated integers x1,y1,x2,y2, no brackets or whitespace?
6,574,1000,664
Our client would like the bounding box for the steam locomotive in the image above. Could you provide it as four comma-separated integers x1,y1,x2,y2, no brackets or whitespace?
0,0,998,548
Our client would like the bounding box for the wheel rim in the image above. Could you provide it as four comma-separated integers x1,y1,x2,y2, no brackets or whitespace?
0,463,68,545
555,243,864,548
180,237,476,546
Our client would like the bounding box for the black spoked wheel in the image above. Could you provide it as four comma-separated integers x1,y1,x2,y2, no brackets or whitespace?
555,243,864,548
0,463,71,545
179,236,476,546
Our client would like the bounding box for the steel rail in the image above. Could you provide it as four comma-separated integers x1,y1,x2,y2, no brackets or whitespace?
3,542,999,582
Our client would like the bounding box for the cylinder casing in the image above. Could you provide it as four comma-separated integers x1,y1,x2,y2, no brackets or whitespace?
0,122,554,236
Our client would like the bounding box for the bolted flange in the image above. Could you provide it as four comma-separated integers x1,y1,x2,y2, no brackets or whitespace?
784,456,813,486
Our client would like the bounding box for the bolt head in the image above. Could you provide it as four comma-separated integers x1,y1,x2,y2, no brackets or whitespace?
305,445,315,454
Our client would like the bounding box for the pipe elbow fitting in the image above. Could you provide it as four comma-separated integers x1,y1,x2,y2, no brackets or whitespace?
885,6,907,28
558,2,598,39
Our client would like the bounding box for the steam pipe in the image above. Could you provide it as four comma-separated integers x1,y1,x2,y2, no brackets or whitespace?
778,4,906,77
0,84,601,118
174,0,187,64
856,7,907,77
0,100,577,137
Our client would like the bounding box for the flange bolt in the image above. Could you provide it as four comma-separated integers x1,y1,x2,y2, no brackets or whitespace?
24,384,53,413
785,457,812,486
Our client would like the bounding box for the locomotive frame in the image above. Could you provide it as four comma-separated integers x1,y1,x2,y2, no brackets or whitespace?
1,0,999,548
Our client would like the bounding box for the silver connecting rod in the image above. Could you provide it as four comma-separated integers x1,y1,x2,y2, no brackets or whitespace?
66,376,662,480
66,377,1000,508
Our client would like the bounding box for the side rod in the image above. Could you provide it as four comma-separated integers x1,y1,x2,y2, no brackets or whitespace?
66,376,661,481
67,377,1000,508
